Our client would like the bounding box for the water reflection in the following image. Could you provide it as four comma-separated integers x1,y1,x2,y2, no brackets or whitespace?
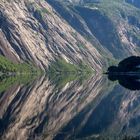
108,74,140,90
0,74,140,140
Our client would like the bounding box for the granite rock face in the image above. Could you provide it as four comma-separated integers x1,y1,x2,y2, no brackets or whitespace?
0,0,104,71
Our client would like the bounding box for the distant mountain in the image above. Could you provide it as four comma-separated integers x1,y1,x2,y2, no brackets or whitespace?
56,0,101,4
126,0,140,8
48,0,140,59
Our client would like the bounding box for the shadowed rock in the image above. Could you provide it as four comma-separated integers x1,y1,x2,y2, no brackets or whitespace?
107,56,140,73
107,56,140,90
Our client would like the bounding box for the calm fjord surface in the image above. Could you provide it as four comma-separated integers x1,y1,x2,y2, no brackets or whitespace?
0,74,140,140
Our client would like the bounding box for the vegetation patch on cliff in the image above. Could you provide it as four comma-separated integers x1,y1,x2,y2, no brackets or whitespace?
0,55,40,75
47,58,93,88
48,58,93,74
49,71,92,89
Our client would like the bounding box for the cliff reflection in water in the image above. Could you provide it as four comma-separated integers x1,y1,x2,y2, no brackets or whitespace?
0,74,140,140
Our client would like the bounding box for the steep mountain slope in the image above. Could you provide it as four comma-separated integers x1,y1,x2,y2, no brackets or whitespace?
56,0,101,4
0,0,105,71
126,0,140,8
49,0,140,59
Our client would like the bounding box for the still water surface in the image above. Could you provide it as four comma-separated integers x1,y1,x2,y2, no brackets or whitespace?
0,74,140,140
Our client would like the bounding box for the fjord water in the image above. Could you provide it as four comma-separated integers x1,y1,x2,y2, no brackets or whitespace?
0,74,140,140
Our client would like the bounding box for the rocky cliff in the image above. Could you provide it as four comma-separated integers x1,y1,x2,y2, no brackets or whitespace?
0,0,105,71
1,0,140,72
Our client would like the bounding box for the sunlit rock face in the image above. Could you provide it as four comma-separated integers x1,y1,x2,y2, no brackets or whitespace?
0,0,104,71
0,74,140,140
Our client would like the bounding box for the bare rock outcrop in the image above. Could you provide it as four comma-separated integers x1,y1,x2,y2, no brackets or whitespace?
0,0,104,71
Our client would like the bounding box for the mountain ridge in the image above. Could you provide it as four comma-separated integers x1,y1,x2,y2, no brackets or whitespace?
49,0,140,60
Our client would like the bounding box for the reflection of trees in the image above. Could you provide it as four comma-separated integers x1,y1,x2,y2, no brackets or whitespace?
107,56,140,90
108,74,140,90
